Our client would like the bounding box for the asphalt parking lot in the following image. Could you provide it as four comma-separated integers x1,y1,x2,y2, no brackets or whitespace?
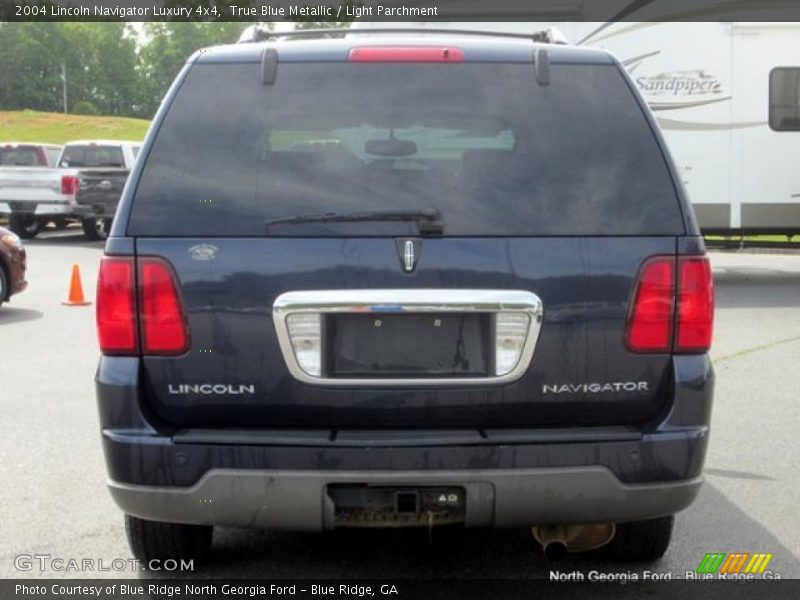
1,228,799,581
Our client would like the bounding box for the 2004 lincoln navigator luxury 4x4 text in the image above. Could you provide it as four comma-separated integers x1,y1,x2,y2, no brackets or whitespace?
94,29,714,563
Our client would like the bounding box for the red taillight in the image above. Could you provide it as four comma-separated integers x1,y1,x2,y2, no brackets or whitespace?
348,47,464,62
676,257,714,353
626,255,714,354
96,257,137,355
139,258,189,355
61,175,79,195
96,256,189,356
626,257,675,353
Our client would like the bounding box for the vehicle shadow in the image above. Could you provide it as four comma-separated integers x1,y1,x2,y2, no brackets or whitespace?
715,267,800,309
0,306,43,324
25,231,105,250
141,482,799,586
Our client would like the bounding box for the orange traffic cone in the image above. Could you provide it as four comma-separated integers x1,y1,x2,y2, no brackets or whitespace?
62,263,91,306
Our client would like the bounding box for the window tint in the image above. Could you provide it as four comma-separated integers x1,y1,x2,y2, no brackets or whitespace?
61,145,124,167
0,146,41,166
770,68,800,131
128,62,684,237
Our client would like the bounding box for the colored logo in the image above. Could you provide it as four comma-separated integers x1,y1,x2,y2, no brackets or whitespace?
696,552,773,574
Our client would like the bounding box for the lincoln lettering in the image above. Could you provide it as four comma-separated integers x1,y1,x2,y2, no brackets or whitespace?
168,384,255,395
543,382,649,394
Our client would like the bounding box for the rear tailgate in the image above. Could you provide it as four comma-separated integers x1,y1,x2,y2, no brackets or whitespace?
124,54,688,430
136,236,675,428
0,167,68,206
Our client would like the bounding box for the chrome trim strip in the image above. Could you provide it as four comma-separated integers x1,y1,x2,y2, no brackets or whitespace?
273,289,543,387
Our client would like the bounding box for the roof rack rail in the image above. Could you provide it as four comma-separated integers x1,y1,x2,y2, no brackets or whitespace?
237,26,569,46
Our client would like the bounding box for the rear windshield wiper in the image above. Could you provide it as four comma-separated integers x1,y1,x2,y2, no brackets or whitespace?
265,208,444,235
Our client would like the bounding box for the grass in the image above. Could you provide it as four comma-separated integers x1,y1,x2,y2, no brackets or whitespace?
0,110,150,144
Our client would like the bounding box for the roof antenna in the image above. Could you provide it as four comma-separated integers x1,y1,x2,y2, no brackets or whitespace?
533,48,550,86
261,48,279,85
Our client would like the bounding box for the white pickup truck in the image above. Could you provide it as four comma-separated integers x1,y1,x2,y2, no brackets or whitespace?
0,140,141,239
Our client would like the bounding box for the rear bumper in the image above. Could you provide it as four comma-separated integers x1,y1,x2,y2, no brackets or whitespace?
109,468,702,531
97,354,714,529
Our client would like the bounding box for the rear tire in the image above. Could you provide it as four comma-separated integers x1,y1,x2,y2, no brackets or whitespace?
9,214,41,239
81,217,110,241
602,516,674,562
124,514,213,564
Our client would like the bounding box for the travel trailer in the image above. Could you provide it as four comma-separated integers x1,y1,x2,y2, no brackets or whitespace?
351,22,800,235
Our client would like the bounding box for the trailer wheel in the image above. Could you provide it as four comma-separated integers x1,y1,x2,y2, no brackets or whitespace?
82,217,110,241
9,214,41,239
602,516,674,562
124,514,213,564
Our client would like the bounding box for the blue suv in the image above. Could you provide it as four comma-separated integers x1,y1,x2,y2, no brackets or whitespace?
94,29,714,564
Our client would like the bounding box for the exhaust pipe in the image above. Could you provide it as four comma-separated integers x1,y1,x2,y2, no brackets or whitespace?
534,525,570,561
532,524,616,561
543,540,569,561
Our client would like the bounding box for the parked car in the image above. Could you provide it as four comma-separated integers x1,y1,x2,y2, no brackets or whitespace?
0,226,27,307
0,140,140,239
95,30,715,564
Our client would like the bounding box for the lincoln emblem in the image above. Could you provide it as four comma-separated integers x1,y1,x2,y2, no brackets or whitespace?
403,240,415,272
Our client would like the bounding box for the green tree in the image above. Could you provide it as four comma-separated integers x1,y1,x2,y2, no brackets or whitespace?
79,23,139,116
0,21,253,119
136,22,248,117
0,22,140,116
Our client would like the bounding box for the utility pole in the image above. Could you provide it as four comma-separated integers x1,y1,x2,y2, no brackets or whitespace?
60,63,67,114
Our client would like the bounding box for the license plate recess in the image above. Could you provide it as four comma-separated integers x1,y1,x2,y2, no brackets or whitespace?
328,485,466,527
326,312,491,378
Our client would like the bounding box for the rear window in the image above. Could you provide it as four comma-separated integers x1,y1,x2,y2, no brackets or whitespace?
0,146,43,166
128,62,684,237
61,145,124,168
